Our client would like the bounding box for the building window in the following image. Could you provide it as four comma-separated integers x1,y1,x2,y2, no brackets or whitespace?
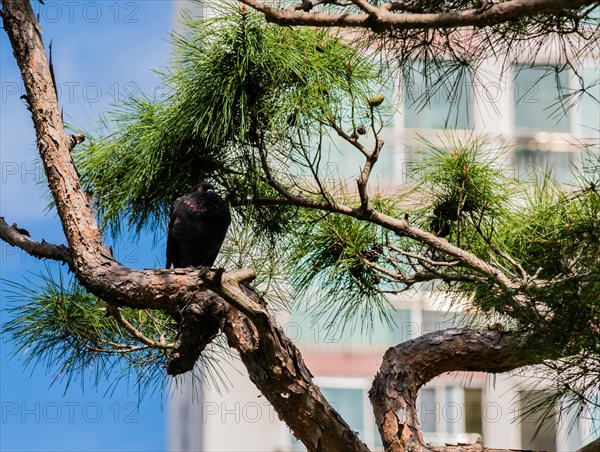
513,65,570,133
464,388,483,436
295,378,379,449
510,64,598,186
419,388,438,433
513,148,582,185
403,61,474,130
294,379,486,449
572,66,600,137
588,392,600,442
290,307,412,347
422,310,466,335
321,387,365,439
417,385,484,446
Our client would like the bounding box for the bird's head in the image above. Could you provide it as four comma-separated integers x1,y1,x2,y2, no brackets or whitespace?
195,181,216,194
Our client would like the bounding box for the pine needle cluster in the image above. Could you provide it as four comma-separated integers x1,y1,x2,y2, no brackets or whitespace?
290,209,395,334
407,133,514,243
2,269,175,396
74,4,375,238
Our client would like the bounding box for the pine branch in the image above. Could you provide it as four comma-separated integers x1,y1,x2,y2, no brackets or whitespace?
238,0,597,30
107,304,173,350
0,217,73,265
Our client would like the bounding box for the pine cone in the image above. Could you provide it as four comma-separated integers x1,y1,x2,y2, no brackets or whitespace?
329,241,344,258
431,216,451,237
350,266,364,279
433,199,459,221
371,242,383,254
363,250,379,262
366,95,385,107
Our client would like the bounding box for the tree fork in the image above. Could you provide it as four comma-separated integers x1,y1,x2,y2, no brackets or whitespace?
202,268,371,452
2,0,224,312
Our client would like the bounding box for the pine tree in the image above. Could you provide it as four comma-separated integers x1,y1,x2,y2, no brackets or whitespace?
1,1,598,450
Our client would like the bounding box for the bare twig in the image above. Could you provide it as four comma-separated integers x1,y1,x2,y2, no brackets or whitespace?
296,129,335,205
388,243,459,267
356,112,384,215
0,217,73,265
327,118,372,158
107,304,173,350
72,338,151,354
360,255,477,284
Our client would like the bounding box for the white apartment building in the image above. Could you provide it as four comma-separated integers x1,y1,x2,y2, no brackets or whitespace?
169,2,600,450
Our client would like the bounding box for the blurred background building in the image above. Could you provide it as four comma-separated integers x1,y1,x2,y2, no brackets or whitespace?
168,2,600,451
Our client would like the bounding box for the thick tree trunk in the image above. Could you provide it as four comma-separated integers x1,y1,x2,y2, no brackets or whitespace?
369,329,552,451
1,0,107,267
202,270,371,452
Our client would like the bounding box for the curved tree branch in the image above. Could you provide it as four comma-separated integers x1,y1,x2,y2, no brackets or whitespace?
107,304,173,350
369,329,556,451
0,216,73,265
237,0,596,30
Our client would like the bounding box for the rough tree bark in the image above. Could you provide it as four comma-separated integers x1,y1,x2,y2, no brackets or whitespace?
369,329,553,451
202,269,371,451
236,0,596,31
0,1,589,451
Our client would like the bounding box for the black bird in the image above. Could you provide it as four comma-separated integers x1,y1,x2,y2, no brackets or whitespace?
166,182,231,268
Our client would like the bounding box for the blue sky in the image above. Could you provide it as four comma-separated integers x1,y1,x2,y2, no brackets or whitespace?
0,2,190,450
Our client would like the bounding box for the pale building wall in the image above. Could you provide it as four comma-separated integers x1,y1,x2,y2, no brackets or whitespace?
168,359,290,452
169,373,205,452
481,375,525,450
168,2,598,451
201,358,290,452
473,58,514,138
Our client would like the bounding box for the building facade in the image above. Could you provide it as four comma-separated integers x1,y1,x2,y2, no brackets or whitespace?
169,2,599,450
